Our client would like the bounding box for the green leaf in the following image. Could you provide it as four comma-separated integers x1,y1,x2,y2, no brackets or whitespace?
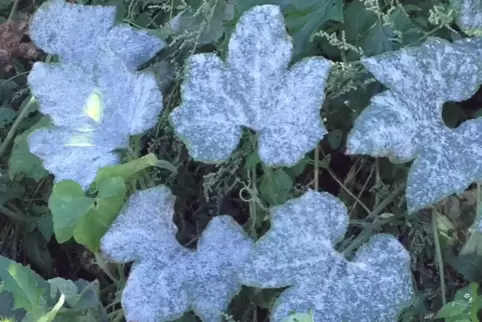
284,0,344,58
327,129,343,150
74,177,126,251
23,232,53,276
49,178,126,252
0,256,47,315
94,153,174,187
37,294,64,322
0,107,17,129
48,181,93,243
259,169,293,206
436,300,470,318
8,116,50,182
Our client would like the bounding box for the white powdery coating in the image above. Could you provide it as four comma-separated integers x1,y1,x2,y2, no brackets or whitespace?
452,0,482,33
28,127,121,190
170,5,332,166
347,37,482,212
29,0,165,69
100,186,254,322
240,190,414,322
27,56,163,189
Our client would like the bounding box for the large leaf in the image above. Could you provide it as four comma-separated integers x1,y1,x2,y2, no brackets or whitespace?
30,0,165,69
346,37,482,212
48,177,126,251
101,186,254,322
240,190,413,322
170,5,332,166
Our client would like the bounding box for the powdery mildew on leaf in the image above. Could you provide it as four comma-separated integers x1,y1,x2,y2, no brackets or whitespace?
27,56,163,189
240,190,413,322
452,0,482,35
100,186,253,322
170,5,332,166
347,38,482,212
29,0,165,69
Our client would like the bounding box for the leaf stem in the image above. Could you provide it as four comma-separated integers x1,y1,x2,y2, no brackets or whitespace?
342,183,405,256
314,144,319,191
0,204,26,222
0,96,35,157
432,208,446,305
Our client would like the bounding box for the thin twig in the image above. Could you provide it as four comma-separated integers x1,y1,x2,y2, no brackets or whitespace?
432,208,446,305
0,97,35,157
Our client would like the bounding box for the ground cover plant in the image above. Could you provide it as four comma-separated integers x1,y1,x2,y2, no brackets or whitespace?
3,0,482,321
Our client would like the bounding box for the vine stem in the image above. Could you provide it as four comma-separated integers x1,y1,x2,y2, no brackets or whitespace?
0,97,35,157
432,208,446,305
314,144,319,191
7,0,20,22
342,183,406,256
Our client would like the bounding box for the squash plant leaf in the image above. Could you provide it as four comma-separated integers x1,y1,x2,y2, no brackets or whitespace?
0,255,49,315
27,55,163,190
48,177,126,252
240,190,413,322
452,0,482,36
170,5,332,166
101,186,254,322
30,0,165,69
346,38,482,212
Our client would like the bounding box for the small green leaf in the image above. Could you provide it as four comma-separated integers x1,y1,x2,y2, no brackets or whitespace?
436,300,470,318
94,153,173,187
49,178,126,252
74,177,126,251
327,129,343,150
8,117,50,181
0,107,17,129
259,169,293,206
37,294,65,322
48,181,93,243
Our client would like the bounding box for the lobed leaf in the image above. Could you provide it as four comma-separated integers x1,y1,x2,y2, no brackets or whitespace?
170,5,332,166
27,55,163,189
101,186,254,322
29,0,165,69
240,190,413,322
347,37,482,212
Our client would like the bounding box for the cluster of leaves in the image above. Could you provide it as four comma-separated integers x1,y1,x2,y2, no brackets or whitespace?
4,0,482,321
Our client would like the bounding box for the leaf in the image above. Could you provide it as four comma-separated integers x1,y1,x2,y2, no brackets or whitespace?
27,0,166,190
27,54,163,190
170,5,332,166
23,232,53,276
239,190,413,322
259,169,293,206
0,107,16,128
48,278,78,306
436,301,470,318
29,0,165,69
0,256,48,315
101,186,254,322
168,0,235,45
452,0,482,36
283,312,314,322
37,294,64,322
284,0,344,58
346,37,482,212
8,116,50,182
94,153,172,187
48,177,126,252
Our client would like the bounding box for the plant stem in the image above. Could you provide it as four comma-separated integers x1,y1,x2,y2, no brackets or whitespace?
0,97,35,157
342,183,406,256
0,204,26,222
432,208,446,305
7,0,20,22
314,144,319,191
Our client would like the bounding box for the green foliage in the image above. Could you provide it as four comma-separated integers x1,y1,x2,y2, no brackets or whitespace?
48,177,126,252
436,283,482,321
8,116,50,182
